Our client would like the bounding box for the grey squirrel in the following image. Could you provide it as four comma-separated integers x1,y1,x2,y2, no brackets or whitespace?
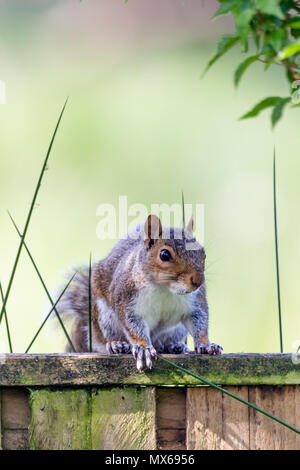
57,214,222,370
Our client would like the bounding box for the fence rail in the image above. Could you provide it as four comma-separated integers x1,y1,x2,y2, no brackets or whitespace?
0,353,299,450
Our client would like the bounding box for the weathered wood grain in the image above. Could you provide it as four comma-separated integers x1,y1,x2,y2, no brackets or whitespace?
0,390,2,450
186,385,300,450
29,389,91,450
0,353,298,386
2,389,30,430
1,389,31,450
220,386,250,450
91,387,156,450
2,430,29,450
249,386,300,450
156,388,186,450
0,354,298,450
186,387,223,450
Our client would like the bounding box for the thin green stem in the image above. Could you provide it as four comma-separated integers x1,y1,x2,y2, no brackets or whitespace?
0,282,13,353
25,273,76,354
158,355,300,435
181,190,185,228
273,149,283,353
8,212,76,352
181,190,188,345
88,253,92,352
0,99,68,328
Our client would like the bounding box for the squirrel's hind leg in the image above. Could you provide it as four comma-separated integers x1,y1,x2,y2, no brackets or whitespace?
163,343,190,354
153,324,190,354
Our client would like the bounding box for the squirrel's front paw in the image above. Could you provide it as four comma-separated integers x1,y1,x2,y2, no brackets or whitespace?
206,343,223,355
195,342,223,355
132,345,157,371
106,341,132,354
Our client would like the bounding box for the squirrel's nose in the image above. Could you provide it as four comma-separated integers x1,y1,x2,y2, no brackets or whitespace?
189,272,203,289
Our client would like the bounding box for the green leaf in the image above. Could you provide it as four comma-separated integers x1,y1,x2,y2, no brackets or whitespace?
213,0,241,18
261,43,276,64
291,81,300,105
277,41,300,60
286,67,296,84
253,31,261,50
269,28,287,52
203,35,239,74
284,17,300,29
240,96,282,119
234,55,259,86
254,0,284,19
291,29,300,39
233,2,256,51
271,97,290,127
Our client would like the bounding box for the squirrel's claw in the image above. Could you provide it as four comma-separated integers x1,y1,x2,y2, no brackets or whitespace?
132,344,139,359
206,343,223,355
106,341,132,355
132,345,157,371
195,345,207,354
195,342,223,355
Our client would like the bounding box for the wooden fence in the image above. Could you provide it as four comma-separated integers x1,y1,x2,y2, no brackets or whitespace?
0,353,299,450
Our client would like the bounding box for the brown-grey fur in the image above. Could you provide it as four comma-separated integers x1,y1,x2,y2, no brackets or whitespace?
56,215,222,370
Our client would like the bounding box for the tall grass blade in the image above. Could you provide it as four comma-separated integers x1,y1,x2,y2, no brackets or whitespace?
0,99,68,327
181,190,185,228
0,282,13,353
88,253,92,352
158,355,300,434
8,212,76,352
25,272,76,353
181,190,188,344
273,149,283,353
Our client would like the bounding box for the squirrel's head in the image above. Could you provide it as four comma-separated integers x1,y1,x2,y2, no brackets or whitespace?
143,214,206,295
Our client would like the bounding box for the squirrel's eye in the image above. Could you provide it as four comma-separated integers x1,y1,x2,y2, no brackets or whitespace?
160,249,172,262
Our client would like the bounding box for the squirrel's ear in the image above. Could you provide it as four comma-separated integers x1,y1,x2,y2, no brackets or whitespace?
144,214,162,249
185,215,194,233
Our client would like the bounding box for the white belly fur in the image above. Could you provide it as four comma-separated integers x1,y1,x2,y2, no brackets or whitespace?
134,284,194,332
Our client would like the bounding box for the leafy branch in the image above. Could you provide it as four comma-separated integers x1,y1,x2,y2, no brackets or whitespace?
206,0,300,127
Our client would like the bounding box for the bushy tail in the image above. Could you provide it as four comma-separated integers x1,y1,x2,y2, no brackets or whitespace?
53,266,90,351
56,266,90,319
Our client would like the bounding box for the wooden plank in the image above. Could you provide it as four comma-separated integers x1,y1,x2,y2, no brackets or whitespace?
0,353,298,386
2,389,30,429
187,386,300,450
91,387,156,450
156,388,186,450
186,387,223,450
220,386,250,450
187,386,250,450
156,389,186,450
249,385,300,450
0,390,2,450
29,389,91,450
157,429,186,450
1,389,31,450
297,386,300,450
2,430,29,450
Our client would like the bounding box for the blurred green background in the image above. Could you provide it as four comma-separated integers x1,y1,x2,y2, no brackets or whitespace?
0,0,299,354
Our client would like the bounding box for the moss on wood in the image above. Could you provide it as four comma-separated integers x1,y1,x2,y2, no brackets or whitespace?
91,387,156,450
0,353,298,387
28,387,156,450
29,389,91,450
